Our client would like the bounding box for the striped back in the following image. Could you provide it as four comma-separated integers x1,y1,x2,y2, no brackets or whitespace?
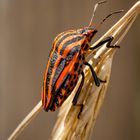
42,27,97,111
53,30,85,57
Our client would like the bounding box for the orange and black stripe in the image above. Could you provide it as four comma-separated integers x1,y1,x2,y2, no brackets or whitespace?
42,30,85,111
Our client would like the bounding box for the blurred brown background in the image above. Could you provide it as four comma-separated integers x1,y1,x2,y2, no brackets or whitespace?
0,0,140,140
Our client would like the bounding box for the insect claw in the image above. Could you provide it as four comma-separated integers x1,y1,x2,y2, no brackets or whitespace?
99,79,106,83
107,45,120,49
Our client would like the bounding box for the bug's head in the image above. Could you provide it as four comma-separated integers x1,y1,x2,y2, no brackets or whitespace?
77,27,98,42
76,0,123,43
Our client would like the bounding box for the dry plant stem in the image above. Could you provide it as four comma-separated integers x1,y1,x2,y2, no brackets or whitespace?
7,1,140,140
52,49,114,140
52,1,140,140
8,101,42,140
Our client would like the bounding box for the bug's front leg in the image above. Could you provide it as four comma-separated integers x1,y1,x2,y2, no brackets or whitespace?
90,36,120,50
72,71,84,119
84,61,106,87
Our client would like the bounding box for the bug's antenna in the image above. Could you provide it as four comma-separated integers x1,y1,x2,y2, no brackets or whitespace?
99,10,124,26
88,0,107,27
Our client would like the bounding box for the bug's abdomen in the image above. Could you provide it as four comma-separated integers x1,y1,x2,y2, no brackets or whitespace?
42,29,86,111
49,72,79,111
48,53,85,111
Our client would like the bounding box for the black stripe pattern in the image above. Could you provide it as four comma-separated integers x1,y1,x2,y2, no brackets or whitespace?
60,36,84,55
52,58,66,91
66,45,80,60
46,51,58,93
49,73,71,110
55,33,76,51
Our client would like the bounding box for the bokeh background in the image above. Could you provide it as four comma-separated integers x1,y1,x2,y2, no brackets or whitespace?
0,0,140,140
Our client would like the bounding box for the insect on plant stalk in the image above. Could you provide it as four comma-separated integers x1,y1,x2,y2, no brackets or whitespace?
51,1,140,140
7,1,140,140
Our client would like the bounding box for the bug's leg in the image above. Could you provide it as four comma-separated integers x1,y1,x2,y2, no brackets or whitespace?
72,71,84,119
90,36,120,50
84,61,106,87
106,36,120,48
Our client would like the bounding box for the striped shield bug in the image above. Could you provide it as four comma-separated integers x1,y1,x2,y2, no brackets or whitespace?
42,1,123,118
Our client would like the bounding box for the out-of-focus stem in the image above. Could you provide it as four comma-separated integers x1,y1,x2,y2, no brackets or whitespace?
8,101,42,140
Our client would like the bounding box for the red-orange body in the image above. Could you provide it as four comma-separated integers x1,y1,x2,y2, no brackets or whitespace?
41,0,122,119
42,27,98,111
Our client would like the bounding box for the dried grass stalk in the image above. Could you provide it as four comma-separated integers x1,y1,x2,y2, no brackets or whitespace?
51,1,140,140
8,1,140,140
